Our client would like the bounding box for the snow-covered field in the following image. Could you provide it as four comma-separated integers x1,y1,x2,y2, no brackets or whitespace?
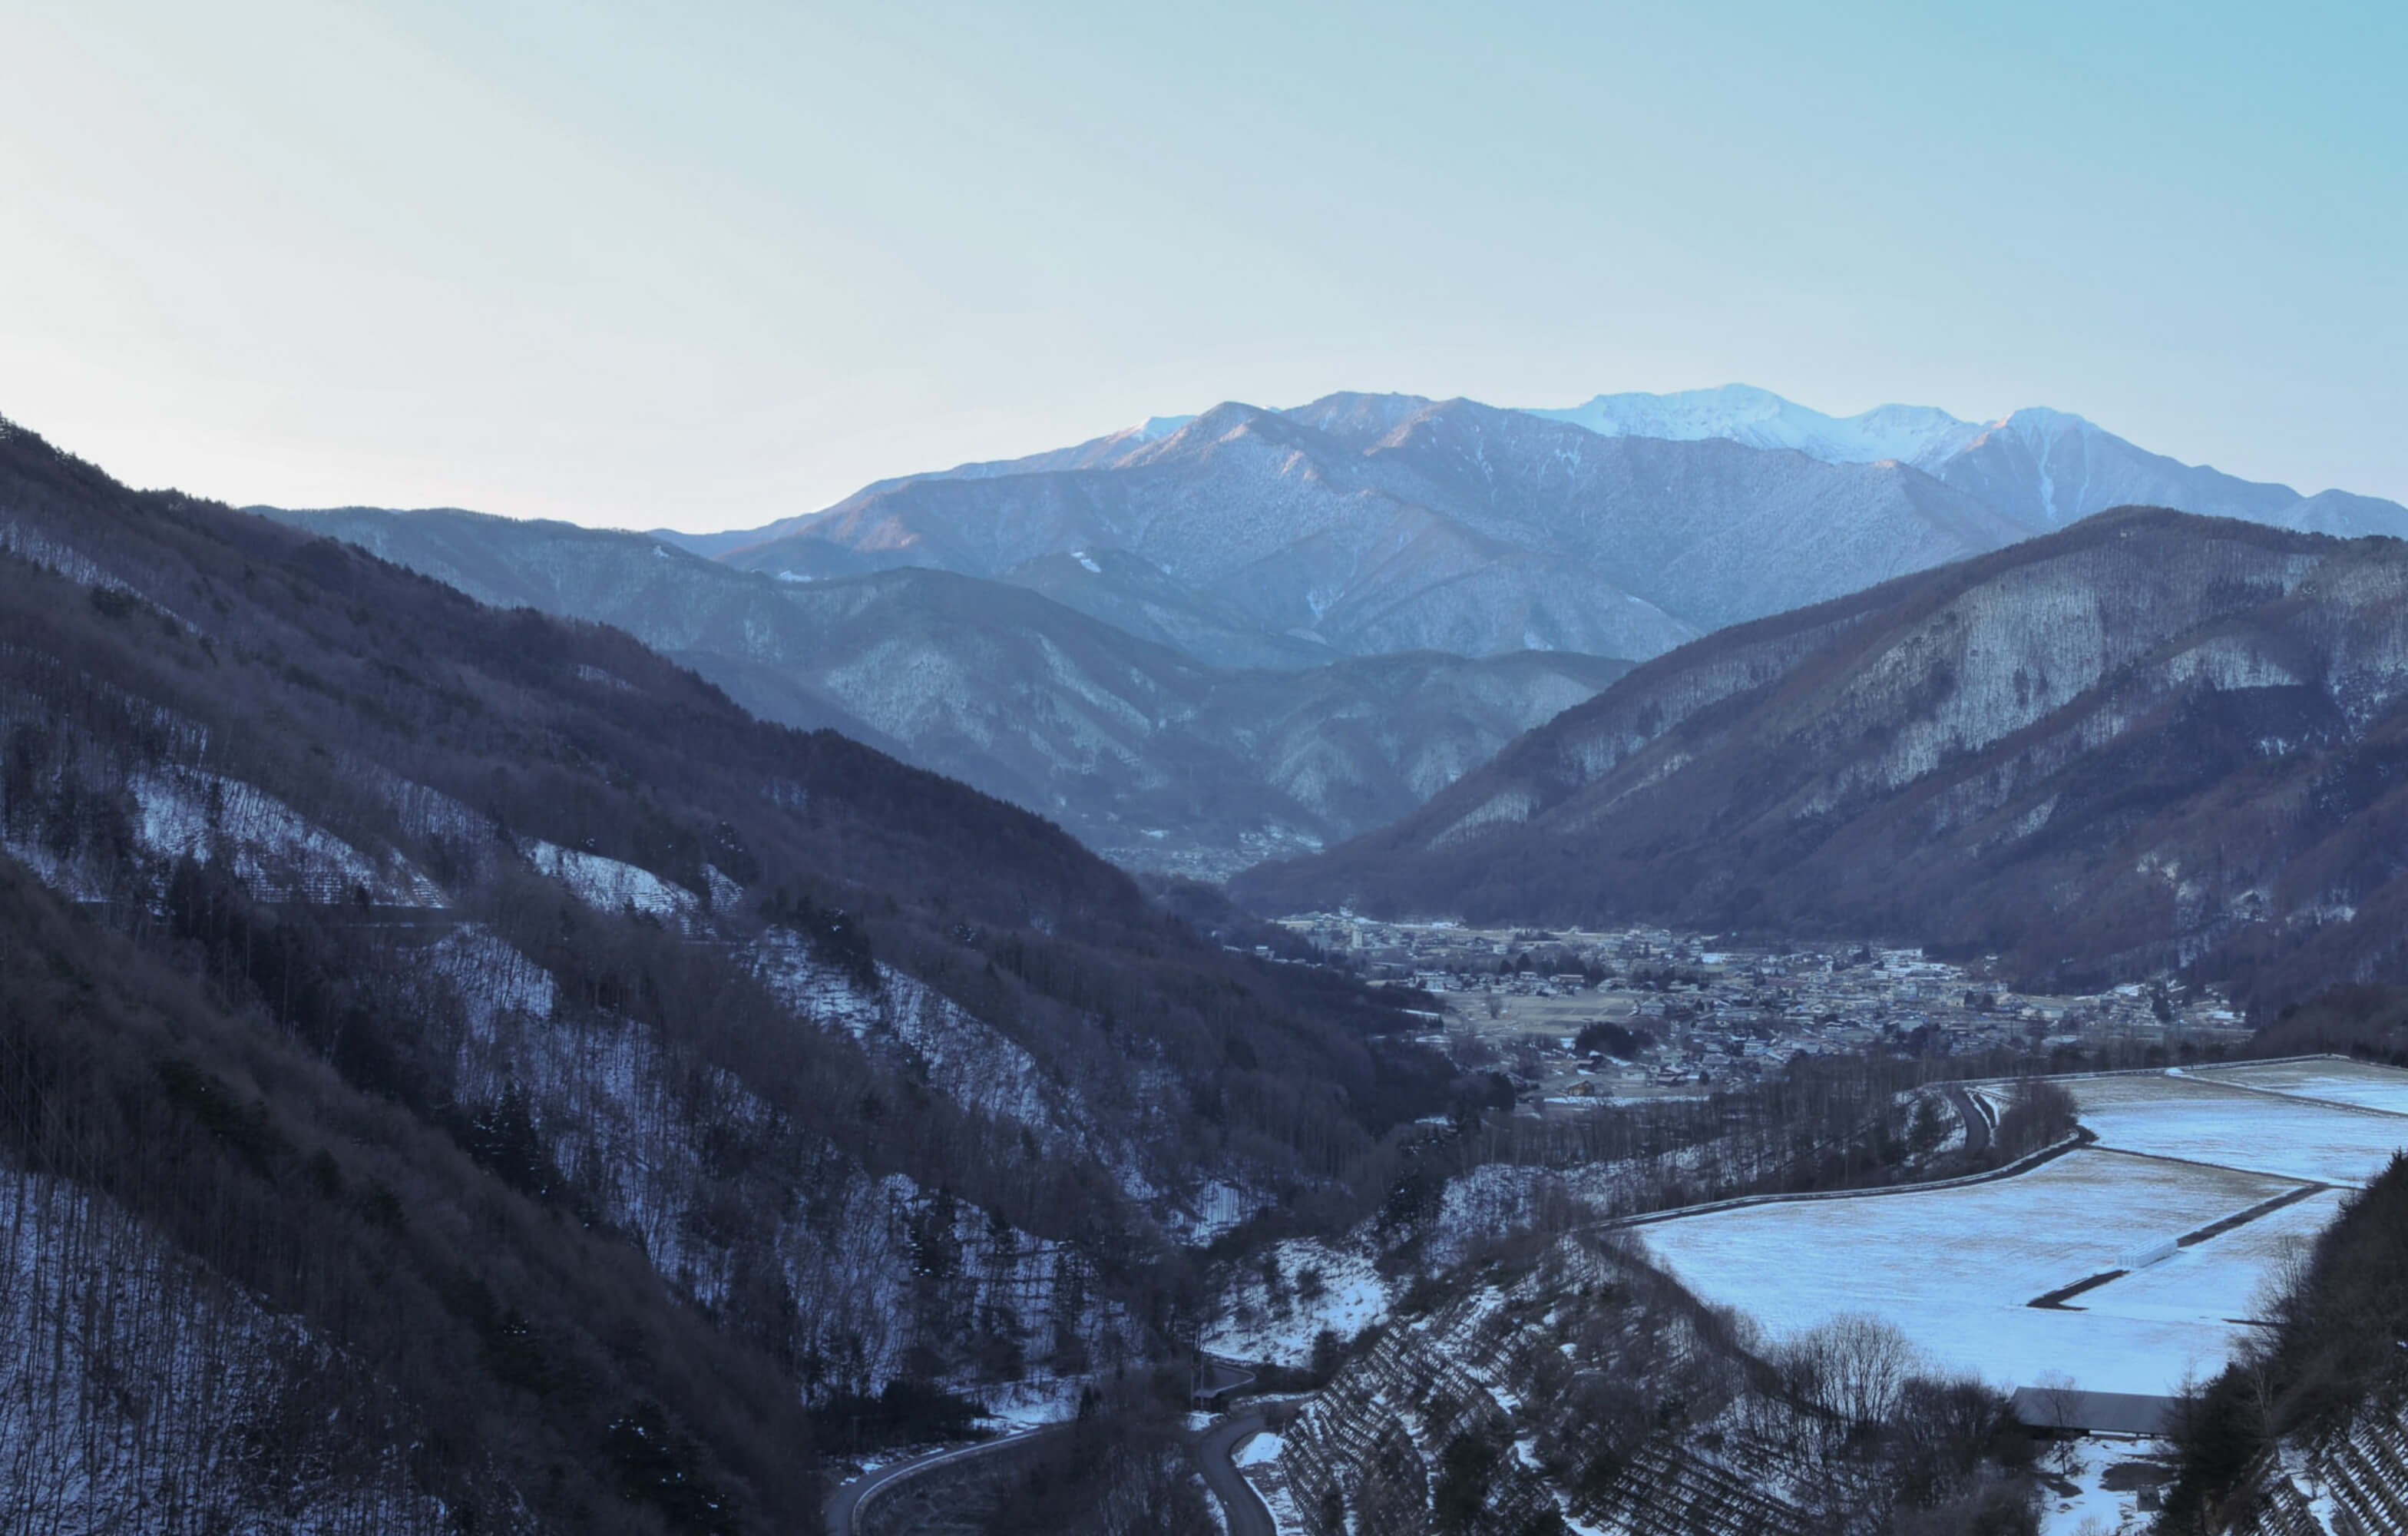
2192,1058,2408,1119
1639,1148,2300,1396
1642,1064,2408,1399
2076,1187,2340,1329
2062,1073,2408,1187
2041,1438,2155,1536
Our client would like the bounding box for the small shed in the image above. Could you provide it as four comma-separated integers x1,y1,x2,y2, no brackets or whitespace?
2011,1387,2180,1437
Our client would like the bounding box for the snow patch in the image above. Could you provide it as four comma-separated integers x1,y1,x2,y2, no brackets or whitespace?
1203,1240,1390,1367
132,767,445,905
522,839,698,926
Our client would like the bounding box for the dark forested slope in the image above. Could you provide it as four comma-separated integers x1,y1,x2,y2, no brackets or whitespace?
0,413,1450,1530
1239,508,2408,1009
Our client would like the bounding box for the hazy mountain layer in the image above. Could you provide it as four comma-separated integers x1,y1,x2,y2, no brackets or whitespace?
1238,508,2408,1008
263,507,1629,877
711,395,2026,656
662,389,2403,688
1532,384,2408,538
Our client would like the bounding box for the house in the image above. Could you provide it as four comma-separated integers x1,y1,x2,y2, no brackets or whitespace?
2011,1387,2179,1437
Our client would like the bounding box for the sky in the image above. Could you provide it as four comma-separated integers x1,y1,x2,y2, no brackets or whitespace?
1,0,2400,532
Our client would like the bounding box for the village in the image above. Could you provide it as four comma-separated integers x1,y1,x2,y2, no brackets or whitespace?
1272,912,2256,1103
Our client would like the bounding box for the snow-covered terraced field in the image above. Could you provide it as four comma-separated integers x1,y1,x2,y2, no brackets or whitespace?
1639,1148,2300,1396
2191,1058,2408,1118
2059,1072,2408,1187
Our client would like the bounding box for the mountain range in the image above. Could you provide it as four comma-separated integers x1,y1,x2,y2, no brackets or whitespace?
691,393,2025,655
276,386,2406,882
1238,507,2408,1008
1531,384,2408,538
675,386,2408,650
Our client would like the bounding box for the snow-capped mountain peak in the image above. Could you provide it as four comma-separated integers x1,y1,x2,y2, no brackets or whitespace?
1133,412,1198,442
1513,386,2408,538
1521,384,1993,470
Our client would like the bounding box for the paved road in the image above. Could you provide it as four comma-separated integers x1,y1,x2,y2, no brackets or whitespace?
824,1357,1270,1534
1192,1412,1276,1536
1197,1355,1256,1401
1943,1083,1994,1157
822,1426,1060,1536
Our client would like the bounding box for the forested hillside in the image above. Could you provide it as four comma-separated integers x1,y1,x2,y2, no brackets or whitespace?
2157,1078,2408,1531
0,413,1453,1529
1242,508,2408,1011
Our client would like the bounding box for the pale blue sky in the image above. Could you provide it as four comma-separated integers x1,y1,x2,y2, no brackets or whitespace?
2,0,2400,529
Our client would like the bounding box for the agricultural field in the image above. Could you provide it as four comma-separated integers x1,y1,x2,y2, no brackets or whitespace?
2076,1187,2345,1328
2191,1058,2408,1118
2045,1072,2408,1187
1639,1061,2408,1399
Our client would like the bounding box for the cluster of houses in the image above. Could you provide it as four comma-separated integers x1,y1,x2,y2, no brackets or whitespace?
1276,912,2251,1100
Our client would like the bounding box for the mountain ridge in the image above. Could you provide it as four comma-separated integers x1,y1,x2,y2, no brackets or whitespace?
670,383,2408,564
713,394,2024,656
1235,505,2408,1009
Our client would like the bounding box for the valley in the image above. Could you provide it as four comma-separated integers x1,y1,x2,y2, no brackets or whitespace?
1243,508,2408,1014
273,386,2408,910
261,506,1632,880
7,406,2406,1536
1278,915,2250,1103
15,5,2402,1528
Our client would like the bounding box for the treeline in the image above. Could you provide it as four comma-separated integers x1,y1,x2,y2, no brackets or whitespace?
1372,1051,2079,1241
2244,982,2408,1062
2157,1151,2408,1531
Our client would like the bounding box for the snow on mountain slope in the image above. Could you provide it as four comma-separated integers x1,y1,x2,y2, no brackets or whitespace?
1527,386,2408,538
717,395,2016,648
521,836,700,926
0,717,1150,1405
752,931,1065,1143
0,1168,443,1531
131,766,447,906
409,922,1142,1399
1526,383,1988,468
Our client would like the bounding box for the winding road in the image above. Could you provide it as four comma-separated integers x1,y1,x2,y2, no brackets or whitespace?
822,1425,1061,1536
1942,1082,1994,1157
825,1357,1273,1535
1192,1411,1276,1536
